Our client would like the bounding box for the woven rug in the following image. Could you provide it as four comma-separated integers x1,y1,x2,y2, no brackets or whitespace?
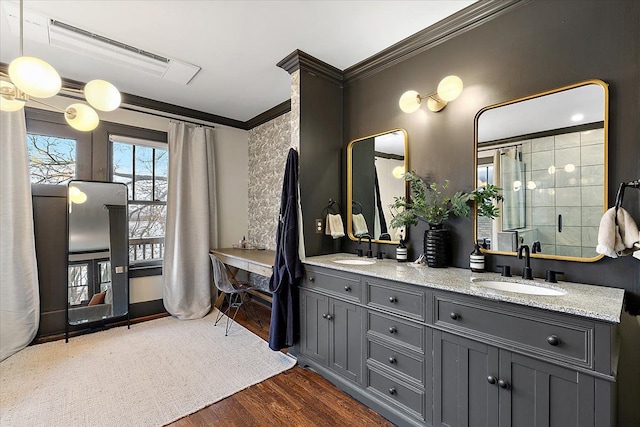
0,310,296,426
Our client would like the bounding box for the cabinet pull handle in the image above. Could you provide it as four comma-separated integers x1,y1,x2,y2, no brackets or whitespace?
389,296,397,303
389,356,397,364
309,276,315,282
344,286,351,291
450,312,459,320
498,379,510,389
487,376,497,385
546,335,559,346
388,326,397,334
388,387,397,395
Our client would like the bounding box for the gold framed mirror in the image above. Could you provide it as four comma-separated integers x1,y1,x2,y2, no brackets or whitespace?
474,79,608,262
347,129,408,244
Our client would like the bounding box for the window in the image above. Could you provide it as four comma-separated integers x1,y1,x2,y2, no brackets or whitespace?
27,133,77,184
111,135,168,265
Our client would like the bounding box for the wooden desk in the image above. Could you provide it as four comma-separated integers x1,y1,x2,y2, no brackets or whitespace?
210,248,275,305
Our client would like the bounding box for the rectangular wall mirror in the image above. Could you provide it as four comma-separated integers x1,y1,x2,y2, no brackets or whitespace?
347,129,408,244
67,180,129,330
474,80,608,261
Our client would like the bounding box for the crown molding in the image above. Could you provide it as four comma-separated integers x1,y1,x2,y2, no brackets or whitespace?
344,0,529,84
277,49,344,86
245,99,291,130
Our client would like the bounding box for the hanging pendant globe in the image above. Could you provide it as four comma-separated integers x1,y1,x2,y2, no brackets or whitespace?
65,103,99,131
0,81,26,112
8,56,62,98
84,79,121,111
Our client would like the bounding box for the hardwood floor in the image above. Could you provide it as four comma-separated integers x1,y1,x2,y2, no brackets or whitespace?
167,300,395,427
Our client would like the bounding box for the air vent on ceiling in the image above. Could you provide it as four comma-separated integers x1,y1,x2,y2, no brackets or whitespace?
2,2,200,85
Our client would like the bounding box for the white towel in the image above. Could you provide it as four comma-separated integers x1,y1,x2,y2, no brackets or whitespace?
596,207,640,258
352,213,369,237
325,213,345,239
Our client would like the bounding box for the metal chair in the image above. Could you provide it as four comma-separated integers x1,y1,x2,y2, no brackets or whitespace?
209,253,263,335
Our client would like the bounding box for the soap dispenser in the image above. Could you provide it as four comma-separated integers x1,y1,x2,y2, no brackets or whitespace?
396,236,408,263
470,241,485,272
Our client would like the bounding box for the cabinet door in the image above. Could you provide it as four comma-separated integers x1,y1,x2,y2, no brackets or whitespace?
329,298,363,384
499,351,595,427
433,331,499,427
299,289,329,365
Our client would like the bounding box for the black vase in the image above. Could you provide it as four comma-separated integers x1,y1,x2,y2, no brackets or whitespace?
424,224,450,268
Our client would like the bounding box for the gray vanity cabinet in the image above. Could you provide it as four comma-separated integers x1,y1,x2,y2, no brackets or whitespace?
299,267,364,384
433,330,596,427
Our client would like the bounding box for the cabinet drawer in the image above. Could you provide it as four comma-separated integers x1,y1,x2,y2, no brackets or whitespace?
368,311,424,353
435,296,592,367
366,279,425,321
368,339,424,386
368,367,424,420
303,266,362,302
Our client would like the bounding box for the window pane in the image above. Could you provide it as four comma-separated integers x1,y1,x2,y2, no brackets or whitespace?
154,148,168,202
112,142,133,197
68,264,88,305
128,203,166,262
27,133,76,184
98,260,111,291
135,145,154,201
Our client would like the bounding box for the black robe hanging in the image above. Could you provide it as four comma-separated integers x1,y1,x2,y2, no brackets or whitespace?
268,148,303,351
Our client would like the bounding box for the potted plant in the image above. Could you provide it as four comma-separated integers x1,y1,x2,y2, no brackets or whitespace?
389,171,502,267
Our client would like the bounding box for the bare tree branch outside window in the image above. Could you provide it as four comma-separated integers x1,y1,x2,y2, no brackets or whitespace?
27,134,76,185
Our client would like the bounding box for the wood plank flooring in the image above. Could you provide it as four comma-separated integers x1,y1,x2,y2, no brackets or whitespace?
167,301,394,427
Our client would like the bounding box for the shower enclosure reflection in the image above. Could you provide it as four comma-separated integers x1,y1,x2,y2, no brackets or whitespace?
67,181,129,335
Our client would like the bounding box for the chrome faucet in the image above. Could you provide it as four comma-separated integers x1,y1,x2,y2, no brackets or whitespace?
358,234,373,258
517,244,533,280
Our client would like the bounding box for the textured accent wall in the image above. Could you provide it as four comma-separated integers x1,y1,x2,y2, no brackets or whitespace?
247,111,292,251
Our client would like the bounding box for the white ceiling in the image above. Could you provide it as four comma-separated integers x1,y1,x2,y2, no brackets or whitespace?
0,0,475,123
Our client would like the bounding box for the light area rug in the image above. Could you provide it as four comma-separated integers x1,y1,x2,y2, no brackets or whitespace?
0,310,296,427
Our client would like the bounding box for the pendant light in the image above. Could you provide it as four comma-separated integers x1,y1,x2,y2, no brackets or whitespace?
0,0,121,131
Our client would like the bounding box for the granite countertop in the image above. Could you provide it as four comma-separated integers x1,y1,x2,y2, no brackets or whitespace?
303,253,625,323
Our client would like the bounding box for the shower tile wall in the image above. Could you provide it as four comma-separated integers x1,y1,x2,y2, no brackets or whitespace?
522,128,604,258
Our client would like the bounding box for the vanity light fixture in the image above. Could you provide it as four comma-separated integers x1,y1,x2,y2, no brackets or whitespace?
392,166,406,179
0,0,121,132
399,75,463,113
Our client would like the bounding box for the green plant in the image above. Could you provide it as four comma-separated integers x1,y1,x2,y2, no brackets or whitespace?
388,171,504,228
389,171,470,227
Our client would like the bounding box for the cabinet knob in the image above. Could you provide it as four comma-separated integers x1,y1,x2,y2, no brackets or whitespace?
388,387,397,395
389,296,397,303
498,379,510,389
389,356,397,364
322,313,327,319
309,276,315,282
326,314,333,321
388,326,397,334
487,376,497,385
344,285,351,292
546,335,559,346
450,312,459,320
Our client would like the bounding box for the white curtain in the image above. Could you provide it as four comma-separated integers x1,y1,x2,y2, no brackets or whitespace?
0,110,40,361
163,122,217,319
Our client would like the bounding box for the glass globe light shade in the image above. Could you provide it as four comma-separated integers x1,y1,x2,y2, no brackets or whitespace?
399,90,421,113
65,103,99,131
392,166,406,179
68,186,87,204
437,75,463,102
0,81,26,112
84,79,121,111
8,56,61,98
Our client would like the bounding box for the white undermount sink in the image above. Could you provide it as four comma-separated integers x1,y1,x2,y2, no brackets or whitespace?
333,259,376,266
472,280,567,296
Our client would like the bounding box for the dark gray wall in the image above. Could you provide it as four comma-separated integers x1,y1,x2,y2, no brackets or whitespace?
343,1,640,292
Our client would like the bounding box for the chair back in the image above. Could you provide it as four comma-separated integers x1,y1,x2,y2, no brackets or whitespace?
210,254,237,293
